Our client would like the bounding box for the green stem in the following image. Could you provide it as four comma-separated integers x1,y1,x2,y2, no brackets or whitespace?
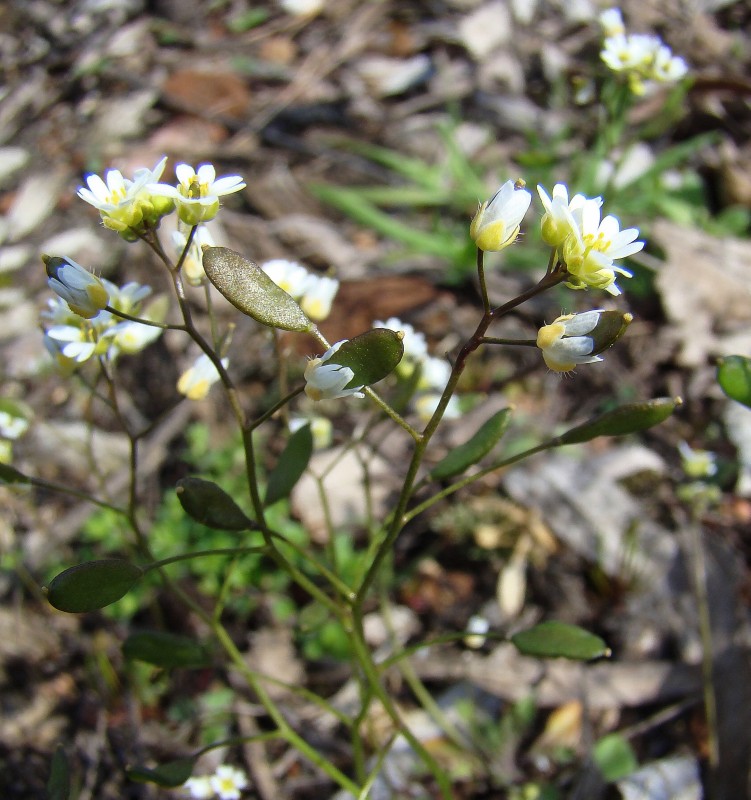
143,547,266,571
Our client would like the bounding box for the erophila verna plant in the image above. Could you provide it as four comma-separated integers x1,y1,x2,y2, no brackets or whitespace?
22,157,682,798
5,10,691,798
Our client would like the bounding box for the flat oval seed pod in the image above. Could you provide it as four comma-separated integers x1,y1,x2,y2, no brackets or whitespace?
202,246,313,332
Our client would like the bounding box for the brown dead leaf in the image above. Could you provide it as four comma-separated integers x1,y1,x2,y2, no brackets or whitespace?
162,70,252,122
652,219,751,367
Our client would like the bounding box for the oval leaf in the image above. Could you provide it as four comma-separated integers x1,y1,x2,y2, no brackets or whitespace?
127,757,196,788
176,477,253,530
556,397,681,446
202,246,312,332
593,733,639,781
717,355,751,409
265,423,313,506
0,463,30,484
511,621,609,660
47,744,71,800
431,408,512,480
47,559,143,613
331,328,405,389
123,631,212,669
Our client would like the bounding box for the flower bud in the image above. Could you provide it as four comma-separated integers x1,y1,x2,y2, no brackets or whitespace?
536,309,632,372
470,180,532,252
43,255,109,319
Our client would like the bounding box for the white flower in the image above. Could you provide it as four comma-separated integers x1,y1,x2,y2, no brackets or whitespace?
78,157,169,233
464,615,490,649
44,324,98,363
418,356,452,392
102,320,162,355
652,45,688,83
470,180,532,252
537,184,601,248
183,774,214,799
536,310,605,372
601,32,688,95
304,341,364,401
105,280,153,316
299,275,339,322
210,765,248,800
279,0,324,16
44,256,110,319
0,410,29,440
177,354,228,400
375,317,428,366
150,163,245,225
599,8,625,37
678,441,718,479
561,200,643,295
414,393,461,423
172,225,216,286
290,416,333,449
261,259,311,298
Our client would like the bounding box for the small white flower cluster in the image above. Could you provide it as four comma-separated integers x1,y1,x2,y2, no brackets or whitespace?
678,441,718,480
42,262,162,369
599,8,688,96
78,158,245,237
183,765,248,800
261,259,339,323
375,317,460,423
537,183,643,296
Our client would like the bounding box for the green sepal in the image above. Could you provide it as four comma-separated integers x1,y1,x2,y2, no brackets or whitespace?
127,758,196,788
47,744,71,800
123,630,213,669
330,328,405,389
176,477,254,530
265,423,313,507
202,246,312,332
556,397,681,445
717,355,751,409
588,311,632,356
511,621,609,660
47,559,144,613
430,407,513,480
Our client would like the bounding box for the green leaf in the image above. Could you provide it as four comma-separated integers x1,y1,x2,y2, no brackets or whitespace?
0,463,30,484
202,246,312,332
593,733,639,781
47,559,143,613
123,631,212,669
127,757,196,788
176,477,253,530
556,397,681,445
511,621,610,660
265,424,313,506
47,744,71,800
430,408,513,480
717,355,751,409
331,328,404,389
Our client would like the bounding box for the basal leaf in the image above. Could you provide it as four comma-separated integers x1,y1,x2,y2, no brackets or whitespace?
47,744,71,800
